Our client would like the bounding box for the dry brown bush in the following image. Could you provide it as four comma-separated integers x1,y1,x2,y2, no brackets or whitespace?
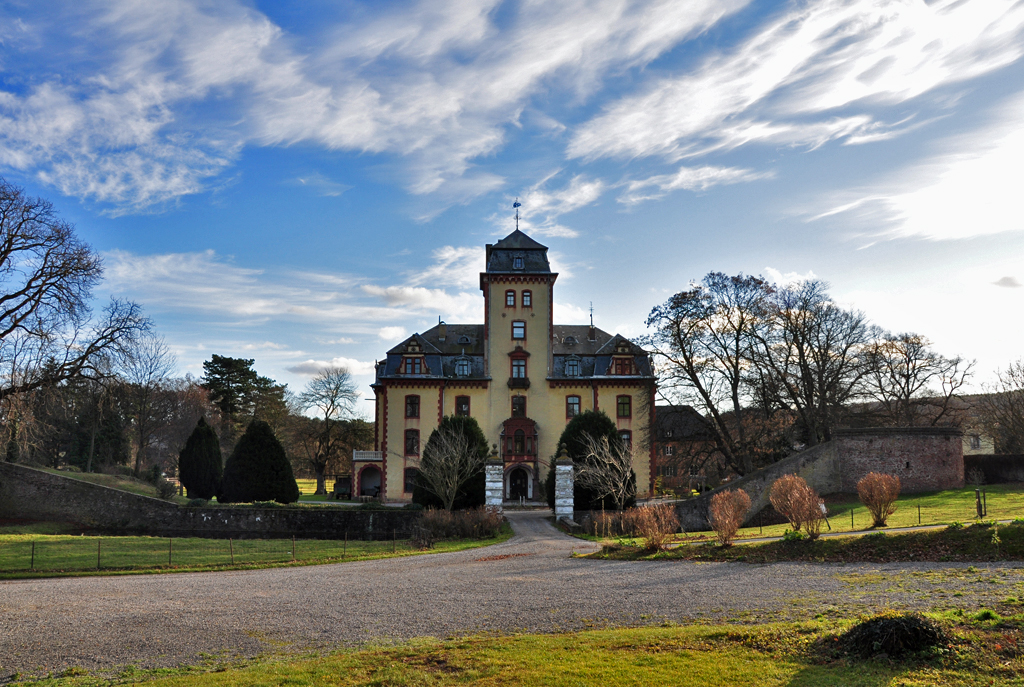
709,489,750,547
769,474,811,531
416,507,505,546
857,472,900,527
631,504,680,552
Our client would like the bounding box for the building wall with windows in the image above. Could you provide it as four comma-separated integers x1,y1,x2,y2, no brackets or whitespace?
370,229,655,503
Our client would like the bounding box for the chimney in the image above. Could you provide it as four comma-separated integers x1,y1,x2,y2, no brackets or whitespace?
588,325,596,341
438,321,447,343
485,243,493,268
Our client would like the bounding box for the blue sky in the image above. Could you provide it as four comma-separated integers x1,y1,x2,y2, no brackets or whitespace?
2,0,1022,416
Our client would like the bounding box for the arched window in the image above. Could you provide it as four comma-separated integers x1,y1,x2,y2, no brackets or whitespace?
405,395,420,418
522,290,532,307
505,290,516,307
566,395,581,418
617,395,631,418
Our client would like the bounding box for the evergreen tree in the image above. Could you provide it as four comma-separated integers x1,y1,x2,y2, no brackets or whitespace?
412,415,488,510
219,420,299,503
178,417,222,499
548,410,636,510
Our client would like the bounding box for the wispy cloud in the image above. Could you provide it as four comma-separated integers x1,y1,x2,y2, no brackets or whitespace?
488,172,605,238
287,356,375,376
569,0,1024,162
0,0,747,211
812,91,1024,241
618,164,770,205
993,277,1021,288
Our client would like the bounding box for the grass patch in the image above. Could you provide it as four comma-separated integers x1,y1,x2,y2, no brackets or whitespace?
0,524,512,579
591,521,1024,564
14,619,1024,686
36,468,188,503
707,484,1024,541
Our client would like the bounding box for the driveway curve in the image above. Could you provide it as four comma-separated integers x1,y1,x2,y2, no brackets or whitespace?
0,511,1012,677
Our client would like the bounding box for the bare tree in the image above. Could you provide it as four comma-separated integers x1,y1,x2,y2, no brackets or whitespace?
298,366,359,494
862,332,973,427
574,433,638,511
415,417,489,511
645,273,777,475
119,335,175,476
753,279,871,446
978,359,1024,453
0,178,148,403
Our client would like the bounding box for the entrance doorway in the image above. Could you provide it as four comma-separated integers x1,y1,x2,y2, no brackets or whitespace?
508,467,529,500
359,465,382,497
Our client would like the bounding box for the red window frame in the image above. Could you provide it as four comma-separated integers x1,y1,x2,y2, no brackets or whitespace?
522,290,532,307
617,395,631,418
405,394,420,418
405,429,420,456
511,358,527,378
455,395,470,417
566,395,581,418
405,357,424,374
613,357,634,375
505,290,516,307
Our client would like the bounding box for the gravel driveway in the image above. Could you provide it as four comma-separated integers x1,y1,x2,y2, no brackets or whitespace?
1,511,1019,677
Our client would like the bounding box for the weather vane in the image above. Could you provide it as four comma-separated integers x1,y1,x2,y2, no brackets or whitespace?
513,198,521,231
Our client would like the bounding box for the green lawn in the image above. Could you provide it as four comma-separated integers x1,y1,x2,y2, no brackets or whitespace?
696,484,1024,542
0,525,512,579
15,620,1023,686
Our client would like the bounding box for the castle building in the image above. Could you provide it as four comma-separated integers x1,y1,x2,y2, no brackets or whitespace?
362,228,656,503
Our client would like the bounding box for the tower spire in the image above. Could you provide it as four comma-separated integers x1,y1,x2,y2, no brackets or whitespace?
513,198,521,231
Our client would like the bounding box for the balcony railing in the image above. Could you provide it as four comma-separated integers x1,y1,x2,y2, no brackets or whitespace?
353,451,384,462
507,377,530,389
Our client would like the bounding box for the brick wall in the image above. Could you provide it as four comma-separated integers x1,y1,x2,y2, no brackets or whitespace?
0,462,421,540
834,427,964,493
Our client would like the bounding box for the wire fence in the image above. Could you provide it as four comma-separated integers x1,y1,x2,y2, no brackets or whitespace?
0,534,417,573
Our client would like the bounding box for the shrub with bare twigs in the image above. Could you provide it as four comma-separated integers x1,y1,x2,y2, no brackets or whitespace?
709,489,750,547
769,474,811,531
632,504,680,552
857,472,900,527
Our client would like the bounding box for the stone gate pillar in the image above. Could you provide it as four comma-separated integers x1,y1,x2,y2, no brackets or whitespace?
485,445,503,512
554,445,574,521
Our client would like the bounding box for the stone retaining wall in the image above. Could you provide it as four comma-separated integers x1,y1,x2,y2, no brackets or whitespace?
0,462,420,540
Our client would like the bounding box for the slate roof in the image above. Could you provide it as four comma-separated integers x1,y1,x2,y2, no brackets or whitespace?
485,229,552,273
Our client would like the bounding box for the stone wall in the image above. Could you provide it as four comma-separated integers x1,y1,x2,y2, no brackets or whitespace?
0,462,421,540
834,427,964,493
673,427,963,531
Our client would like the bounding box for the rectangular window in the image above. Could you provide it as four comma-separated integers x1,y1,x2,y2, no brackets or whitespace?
455,358,470,376
506,290,516,307
970,435,982,449
564,359,579,376
522,290,532,307
658,465,677,477
404,468,419,493
405,357,423,374
455,395,470,417
513,256,524,269
619,430,632,450
405,395,420,419
664,445,674,456
405,429,420,456
511,359,527,378
566,395,580,418
613,358,633,375
511,395,526,417
512,321,526,339
617,395,631,418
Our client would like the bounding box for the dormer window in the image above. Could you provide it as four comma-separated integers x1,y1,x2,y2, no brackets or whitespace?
613,357,634,375
455,357,471,377
564,336,577,345
404,357,424,374
564,357,580,377
457,335,472,345
513,255,524,270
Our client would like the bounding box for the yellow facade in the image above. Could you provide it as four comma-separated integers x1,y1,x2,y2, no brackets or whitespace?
370,229,655,503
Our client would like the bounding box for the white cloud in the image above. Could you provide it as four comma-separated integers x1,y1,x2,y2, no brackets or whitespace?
764,266,817,287
489,172,606,238
407,246,484,290
618,164,770,204
287,357,376,376
361,284,479,321
994,277,1021,288
813,91,1024,241
378,326,408,342
569,0,1024,162
554,301,591,324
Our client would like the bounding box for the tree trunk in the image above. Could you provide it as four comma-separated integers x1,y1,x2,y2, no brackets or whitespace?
315,465,327,495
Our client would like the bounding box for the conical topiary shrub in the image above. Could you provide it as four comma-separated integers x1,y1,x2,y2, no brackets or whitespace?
178,417,222,500
219,420,300,504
